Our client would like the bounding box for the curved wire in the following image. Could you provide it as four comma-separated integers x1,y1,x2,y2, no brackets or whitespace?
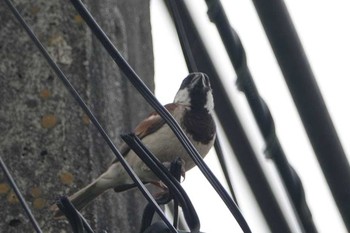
139,159,183,232
121,134,200,232
68,1,251,232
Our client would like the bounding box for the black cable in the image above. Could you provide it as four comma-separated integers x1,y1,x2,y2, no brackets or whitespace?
169,159,183,229
251,0,350,230
139,159,183,233
56,196,95,233
121,134,200,232
166,0,198,73
165,0,239,206
0,156,43,233
68,1,250,232
213,136,238,205
4,1,176,232
169,1,293,232
205,0,318,232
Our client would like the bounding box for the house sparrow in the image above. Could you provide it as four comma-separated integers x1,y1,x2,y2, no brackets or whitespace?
52,72,216,216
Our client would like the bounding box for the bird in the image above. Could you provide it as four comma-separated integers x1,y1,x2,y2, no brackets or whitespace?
52,72,216,217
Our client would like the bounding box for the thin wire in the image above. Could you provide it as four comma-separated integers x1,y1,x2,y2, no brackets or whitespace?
166,0,249,230
168,1,292,232
214,138,238,205
4,1,176,232
165,0,239,205
67,1,251,232
0,156,43,233
78,212,95,233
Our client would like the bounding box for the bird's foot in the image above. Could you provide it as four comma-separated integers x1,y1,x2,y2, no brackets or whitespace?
162,157,186,181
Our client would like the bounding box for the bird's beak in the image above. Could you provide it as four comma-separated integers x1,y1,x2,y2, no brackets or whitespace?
190,73,210,89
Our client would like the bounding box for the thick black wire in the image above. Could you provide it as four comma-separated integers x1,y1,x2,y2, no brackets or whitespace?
56,196,93,233
139,159,184,233
165,0,239,205
0,156,43,233
121,134,200,232
3,1,176,232
169,159,182,229
56,196,96,233
251,0,350,231
68,1,251,232
169,1,292,232
205,0,318,232
166,0,198,73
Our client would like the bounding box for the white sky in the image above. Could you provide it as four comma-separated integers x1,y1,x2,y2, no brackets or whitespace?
151,1,350,232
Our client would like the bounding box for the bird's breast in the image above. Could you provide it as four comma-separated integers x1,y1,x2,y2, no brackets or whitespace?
182,108,216,145
138,106,216,171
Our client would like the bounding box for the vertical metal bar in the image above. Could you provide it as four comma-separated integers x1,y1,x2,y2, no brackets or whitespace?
251,0,350,231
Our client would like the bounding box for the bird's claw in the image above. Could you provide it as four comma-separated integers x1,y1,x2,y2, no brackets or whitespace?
162,157,186,181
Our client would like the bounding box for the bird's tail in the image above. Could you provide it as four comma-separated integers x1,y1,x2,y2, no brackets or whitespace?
51,179,107,218
51,162,136,218
70,180,105,211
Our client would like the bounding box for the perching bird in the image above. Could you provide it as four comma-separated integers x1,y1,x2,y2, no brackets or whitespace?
52,72,216,217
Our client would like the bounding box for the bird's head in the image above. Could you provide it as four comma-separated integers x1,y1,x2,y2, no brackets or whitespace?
174,73,214,113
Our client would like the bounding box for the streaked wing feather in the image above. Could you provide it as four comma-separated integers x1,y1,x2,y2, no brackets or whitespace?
111,103,178,163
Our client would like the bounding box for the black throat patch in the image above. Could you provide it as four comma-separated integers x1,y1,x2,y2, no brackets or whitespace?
182,108,216,144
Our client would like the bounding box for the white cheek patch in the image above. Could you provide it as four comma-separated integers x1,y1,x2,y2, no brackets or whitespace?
174,88,191,105
205,90,214,113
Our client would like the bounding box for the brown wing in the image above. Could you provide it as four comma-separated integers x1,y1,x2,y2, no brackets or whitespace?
113,103,178,162
111,103,178,192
